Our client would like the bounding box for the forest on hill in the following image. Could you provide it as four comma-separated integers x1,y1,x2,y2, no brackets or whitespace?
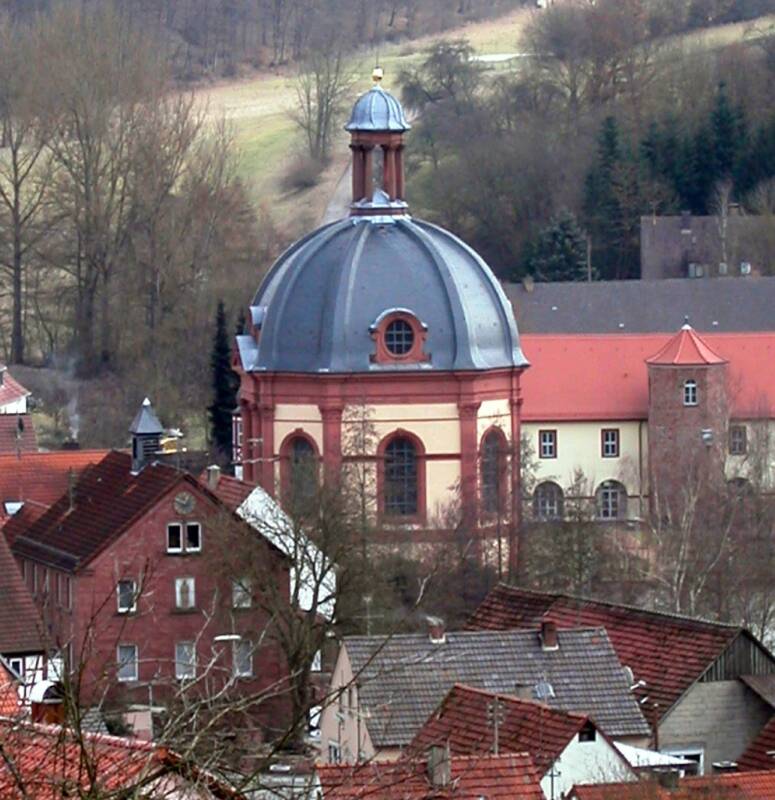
401,0,775,280
0,0,522,79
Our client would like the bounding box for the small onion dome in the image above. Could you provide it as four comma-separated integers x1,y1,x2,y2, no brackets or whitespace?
345,84,411,133
239,215,527,374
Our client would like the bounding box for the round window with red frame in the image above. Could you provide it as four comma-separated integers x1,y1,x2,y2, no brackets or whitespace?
370,309,428,364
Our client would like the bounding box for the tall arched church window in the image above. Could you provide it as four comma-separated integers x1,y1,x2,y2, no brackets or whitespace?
281,433,319,511
384,437,418,517
481,430,507,514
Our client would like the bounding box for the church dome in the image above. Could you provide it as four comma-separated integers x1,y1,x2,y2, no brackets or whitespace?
346,84,411,132
239,215,527,374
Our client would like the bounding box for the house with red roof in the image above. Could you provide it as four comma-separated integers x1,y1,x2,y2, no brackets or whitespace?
318,752,544,800
570,769,775,799
737,710,775,771
519,325,775,524
407,684,636,799
0,365,37,454
0,530,44,701
0,717,239,799
467,585,775,774
0,449,108,525
3,400,294,738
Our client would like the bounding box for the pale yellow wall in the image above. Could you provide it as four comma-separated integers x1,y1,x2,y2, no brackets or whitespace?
522,421,646,504
477,399,511,442
725,420,775,489
274,403,324,453
319,646,376,764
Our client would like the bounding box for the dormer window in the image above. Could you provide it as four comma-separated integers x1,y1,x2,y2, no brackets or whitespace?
370,310,428,364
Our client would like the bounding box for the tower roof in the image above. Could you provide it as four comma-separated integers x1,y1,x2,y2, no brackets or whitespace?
129,397,163,435
345,84,410,133
645,324,727,366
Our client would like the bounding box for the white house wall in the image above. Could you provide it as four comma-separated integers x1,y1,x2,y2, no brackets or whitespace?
541,733,636,800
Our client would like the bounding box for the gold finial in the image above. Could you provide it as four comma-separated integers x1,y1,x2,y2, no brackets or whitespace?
372,66,384,84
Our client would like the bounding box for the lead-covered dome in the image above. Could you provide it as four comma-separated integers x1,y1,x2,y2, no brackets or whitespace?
346,84,411,132
238,215,527,374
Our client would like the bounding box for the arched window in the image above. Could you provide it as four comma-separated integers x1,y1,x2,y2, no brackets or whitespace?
683,379,698,406
281,433,318,510
481,429,507,514
383,436,419,517
596,480,627,520
533,482,564,520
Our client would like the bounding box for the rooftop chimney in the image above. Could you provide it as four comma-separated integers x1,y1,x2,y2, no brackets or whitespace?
427,616,446,645
427,745,451,788
540,620,559,651
514,683,532,701
206,464,222,490
129,398,163,474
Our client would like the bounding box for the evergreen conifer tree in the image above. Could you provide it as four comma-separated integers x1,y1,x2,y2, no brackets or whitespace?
524,210,593,282
209,300,239,467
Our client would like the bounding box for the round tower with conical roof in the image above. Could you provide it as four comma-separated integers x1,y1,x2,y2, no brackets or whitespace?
234,75,528,565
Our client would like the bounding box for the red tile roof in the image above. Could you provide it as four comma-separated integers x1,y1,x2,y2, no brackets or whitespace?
466,585,752,719
0,370,30,408
645,325,727,365
0,660,20,715
0,532,43,655
408,684,594,775
0,718,238,799
199,471,254,512
0,450,108,522
6,451,185,571
0,415,37,456
571,770,775,799
519,332,775,421
318,752,544,800
738,714,775,772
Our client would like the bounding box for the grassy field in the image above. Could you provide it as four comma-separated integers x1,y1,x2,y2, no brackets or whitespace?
194,8,774,240
193,6,534,239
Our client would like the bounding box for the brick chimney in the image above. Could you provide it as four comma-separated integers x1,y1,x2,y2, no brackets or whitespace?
427,616,446,645
427,745,451,788
540,620,559,651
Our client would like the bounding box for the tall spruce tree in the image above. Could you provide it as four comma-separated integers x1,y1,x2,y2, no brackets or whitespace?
209,301,239,467
523,210,593,282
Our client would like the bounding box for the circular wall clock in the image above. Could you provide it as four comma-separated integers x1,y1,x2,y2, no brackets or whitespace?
174,491,195,516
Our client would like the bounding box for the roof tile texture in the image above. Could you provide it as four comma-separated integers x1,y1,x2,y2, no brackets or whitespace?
318,752,544,800
466,585,743,718
0,532,43,654
408,684,588,774
645,325,727,365
0,371,30,408
571,770,775,799
345,627,648,747
6,451,182,571
0,415,37,456
738,714,775,771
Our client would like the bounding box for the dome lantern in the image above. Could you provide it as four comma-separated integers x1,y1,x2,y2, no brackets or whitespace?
346,70,411,216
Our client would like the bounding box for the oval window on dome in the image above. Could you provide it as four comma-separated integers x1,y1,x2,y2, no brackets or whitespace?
384,319,415,356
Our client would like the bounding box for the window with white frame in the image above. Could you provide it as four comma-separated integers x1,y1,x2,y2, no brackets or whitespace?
8,657,23,679
59,574,72,609
328,741,341,765
538,429,557,459
232,578,252,609
117,644,138,682
175,577,195,610
117,579,137,614
683,379,698,406
175,641,196,680
167,522,202,553
597,480,627,520
233,639,253,678
533,482,564,520
601,428,620,458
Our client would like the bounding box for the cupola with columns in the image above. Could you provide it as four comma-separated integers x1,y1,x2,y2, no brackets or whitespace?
233,72,528,568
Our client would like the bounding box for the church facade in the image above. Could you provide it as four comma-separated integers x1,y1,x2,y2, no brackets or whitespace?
233,76,528,551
